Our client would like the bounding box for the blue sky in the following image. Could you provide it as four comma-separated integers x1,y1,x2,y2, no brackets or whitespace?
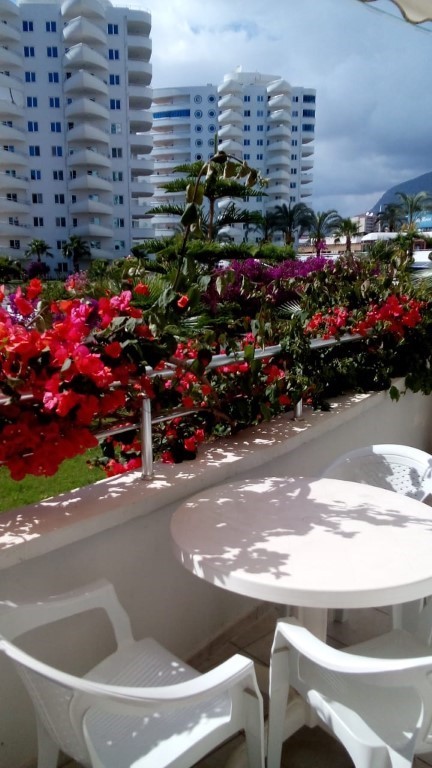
140,0,432,216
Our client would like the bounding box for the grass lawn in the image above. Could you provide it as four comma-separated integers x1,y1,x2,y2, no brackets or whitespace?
0,450,106,513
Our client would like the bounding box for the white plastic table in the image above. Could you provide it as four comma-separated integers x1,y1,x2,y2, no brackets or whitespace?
171,476,432,639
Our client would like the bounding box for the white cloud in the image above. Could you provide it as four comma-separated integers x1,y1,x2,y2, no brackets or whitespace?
143,0,432,215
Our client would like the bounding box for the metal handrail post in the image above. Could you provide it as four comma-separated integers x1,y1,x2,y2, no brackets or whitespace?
293,400,303,419
140,396,153,479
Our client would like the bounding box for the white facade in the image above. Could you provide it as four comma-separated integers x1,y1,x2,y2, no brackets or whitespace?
150,69,316,241
0,0,153,271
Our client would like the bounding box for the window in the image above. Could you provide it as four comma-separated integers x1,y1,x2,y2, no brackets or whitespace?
292,125,298,132
111,147,123,158
291,154,297,161
5,169,17,177
291,168,297,175
302,124,314,132
54,194,65,204
30,169,41,180
47,46,58,57
22,20,34,31
8,217,19,226
153,109,190,119
49,97,60,108
55,217,66,226
291,139,298,146
292,110,298,117
257,153,263,160
303,109,315,118
110,99,121,110
257,139,263,146
290,182,297,189
46,21,56,32
110,123,122,134
257,125,264,132
243,110,250,117
114,240,125,250
257,95,264,102
53,170,63,180
292,96,299,103
244,95,250,102
194,125,202,133
257,110,264,117
244,139,250,146
3,144,13,152
113,194,124,205
244,125,250,132
109,74,120,85
71,195,77,203
244,153,250,160
27,97,37,107
108,49,120,60
113,217,124,228
33,217,44,226
112,171,123,181
48,72,59,83
24,47,35,57
303,94,315,103
208,124,216,133
194,94,202,103
194,109,203,118
25,71,36,83
9,239,20,249
107,23,119,34
32,193,43,203
50,122,61,132
56,240,67,250
29,145,40,156
51,145,62,156
27,121,38,132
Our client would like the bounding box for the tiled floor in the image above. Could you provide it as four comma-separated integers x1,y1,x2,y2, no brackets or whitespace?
65,604,432,768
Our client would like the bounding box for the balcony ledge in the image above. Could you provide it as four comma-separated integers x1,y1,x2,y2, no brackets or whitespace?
0,377,423,571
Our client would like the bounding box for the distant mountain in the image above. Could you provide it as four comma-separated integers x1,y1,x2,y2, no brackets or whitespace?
372,171,432,213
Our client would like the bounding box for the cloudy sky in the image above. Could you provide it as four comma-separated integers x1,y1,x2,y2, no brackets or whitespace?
140,0,432,216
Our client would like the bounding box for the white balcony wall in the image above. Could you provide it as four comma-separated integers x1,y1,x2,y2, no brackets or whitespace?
0,381,431,767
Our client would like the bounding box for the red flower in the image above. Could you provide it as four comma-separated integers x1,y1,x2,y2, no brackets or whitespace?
26,278,43,301
161,450,175,464
134,283,150,296
184,436,197,453
177,295,189,309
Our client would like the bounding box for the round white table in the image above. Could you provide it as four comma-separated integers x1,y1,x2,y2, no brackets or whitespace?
171,476,432,638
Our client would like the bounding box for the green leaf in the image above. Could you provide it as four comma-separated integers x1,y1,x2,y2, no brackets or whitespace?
180,203,199,227
243,344,255,362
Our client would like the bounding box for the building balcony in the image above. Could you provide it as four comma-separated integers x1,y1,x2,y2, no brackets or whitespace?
218,123,243,140
128,108,152,131
129,156,153,175
0,45,22,69
68,173,112,192
126,59,151,86
127,36,152,61
67,123,110,146
0,381,429,768
300,172,313,184
63,16,107,45
63,43,108,72
127,11,151,37
266,181,290,196
65,97,109,122
218,108,242,126
218,138,243,154
73,221,112,238
129,136,153,158
266,140,291,155
218,93,243,110
0,0,20,19
268,93,291,110
128,84,152,109
268,167,290,182
0,123,25,143
0,71,22,90
267,124,291,140
130,178,153,196
0,20,20,44
64,70,108,97
70,199,112,215
0,170,28,190
217,76,243,96
0,195,29,214
61,0,106,20
0,96,22,120
267,109,291,125
0,217,30,235
267,77,291,96
67,147,111,169
0,147,27,166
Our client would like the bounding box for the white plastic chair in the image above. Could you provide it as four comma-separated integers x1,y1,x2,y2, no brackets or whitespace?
322,444,432,629
0,579,265,768
267,609,432,768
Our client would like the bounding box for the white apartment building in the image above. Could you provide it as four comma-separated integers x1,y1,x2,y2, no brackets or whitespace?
150,68,316,242
0,0,153,272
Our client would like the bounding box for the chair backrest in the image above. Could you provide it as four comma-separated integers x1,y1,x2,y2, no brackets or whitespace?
0,579,134,766
322,444,432,501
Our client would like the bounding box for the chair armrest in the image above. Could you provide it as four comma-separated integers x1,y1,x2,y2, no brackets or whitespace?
272,618,432,678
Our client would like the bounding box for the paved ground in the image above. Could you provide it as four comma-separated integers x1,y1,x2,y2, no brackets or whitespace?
65,604,432,768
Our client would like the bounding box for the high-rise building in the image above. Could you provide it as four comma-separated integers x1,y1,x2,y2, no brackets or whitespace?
0,0,153,272
150,68,316,242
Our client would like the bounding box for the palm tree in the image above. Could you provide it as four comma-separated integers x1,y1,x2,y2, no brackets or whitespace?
62,236,91,272
334,218,360,255
270,202,314,246
24,238,53,263
395,191,432,230
375,203,404,233
305,210,341,256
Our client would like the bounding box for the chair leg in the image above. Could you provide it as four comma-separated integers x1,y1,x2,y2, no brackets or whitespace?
36,717,60,768
243,689,265,768
267,647,290,768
